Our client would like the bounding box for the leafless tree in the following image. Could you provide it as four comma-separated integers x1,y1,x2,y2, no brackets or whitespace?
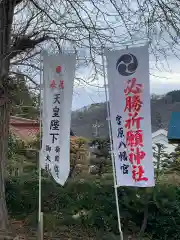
0,0,135,231
0,0,180,233
111,0,180,69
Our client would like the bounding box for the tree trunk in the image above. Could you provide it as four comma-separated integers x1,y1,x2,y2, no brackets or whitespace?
156,144,162,181
0,0,16,230
69,156,76,178
98,162,103,176
0,100,10,230
138,191,149,239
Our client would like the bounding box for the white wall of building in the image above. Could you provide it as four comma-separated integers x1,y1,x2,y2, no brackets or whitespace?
152,129,177,167
152,129,176,154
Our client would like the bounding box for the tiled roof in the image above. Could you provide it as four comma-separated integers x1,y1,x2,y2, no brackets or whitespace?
10,116,75,142
10,125,39,142
168,112,180,143
10,116,38,124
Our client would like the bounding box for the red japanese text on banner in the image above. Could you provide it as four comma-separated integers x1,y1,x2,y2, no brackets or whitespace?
105,45,155,187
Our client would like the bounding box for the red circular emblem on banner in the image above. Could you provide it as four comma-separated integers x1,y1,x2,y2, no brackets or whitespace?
56,65,62,73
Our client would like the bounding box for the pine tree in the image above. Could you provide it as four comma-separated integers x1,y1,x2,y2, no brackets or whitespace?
89,138,111,176
11,73,39,119
69,137,89,178
167,144,180,174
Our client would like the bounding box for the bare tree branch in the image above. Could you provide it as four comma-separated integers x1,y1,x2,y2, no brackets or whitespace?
10,71,39,88
8,34,50,59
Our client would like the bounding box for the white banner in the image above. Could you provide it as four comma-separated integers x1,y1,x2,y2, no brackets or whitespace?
105,45,154,187
40,52,76,185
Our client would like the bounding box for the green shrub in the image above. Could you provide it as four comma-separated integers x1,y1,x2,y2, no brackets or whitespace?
5,177,180,239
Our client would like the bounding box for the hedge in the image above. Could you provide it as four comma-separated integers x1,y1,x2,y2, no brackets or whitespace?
5,177,180,239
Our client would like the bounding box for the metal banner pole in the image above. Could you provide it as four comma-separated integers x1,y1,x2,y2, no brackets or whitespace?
101,48,124,240
38,52,43,240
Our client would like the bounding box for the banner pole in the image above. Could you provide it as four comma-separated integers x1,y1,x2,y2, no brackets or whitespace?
38,51,43,239
101,48,124,240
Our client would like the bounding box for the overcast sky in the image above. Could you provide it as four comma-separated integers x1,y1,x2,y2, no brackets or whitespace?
72,56,180,110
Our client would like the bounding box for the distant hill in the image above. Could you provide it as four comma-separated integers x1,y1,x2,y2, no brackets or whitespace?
71,90,180,139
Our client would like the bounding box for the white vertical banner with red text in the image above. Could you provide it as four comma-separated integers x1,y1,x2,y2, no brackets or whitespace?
40,53,76,185
105,45,155,187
